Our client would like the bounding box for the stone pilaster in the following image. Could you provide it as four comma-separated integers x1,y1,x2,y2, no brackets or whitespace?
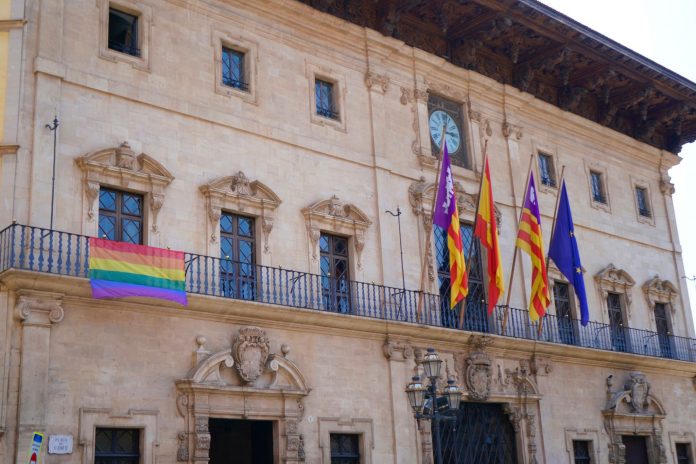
15,291,64,462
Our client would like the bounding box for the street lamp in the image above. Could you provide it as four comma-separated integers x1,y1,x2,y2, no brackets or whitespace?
405,348,462,464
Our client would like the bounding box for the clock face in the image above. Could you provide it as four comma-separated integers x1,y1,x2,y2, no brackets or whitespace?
429,110,461,153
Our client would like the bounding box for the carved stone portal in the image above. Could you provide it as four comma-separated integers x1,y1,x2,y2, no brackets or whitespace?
464,350,492,401
176,327,309,463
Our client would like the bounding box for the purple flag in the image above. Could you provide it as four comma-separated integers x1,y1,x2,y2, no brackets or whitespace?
433,141,456,229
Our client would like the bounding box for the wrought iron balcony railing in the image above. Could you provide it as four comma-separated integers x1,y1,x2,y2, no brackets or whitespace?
1,223,695,362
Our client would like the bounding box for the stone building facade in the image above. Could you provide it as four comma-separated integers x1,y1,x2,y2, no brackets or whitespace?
1,0,696,463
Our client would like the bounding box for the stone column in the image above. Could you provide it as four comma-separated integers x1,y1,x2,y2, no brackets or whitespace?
15,291,64,463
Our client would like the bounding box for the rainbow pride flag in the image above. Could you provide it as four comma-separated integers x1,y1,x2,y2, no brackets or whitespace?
89,238,187,306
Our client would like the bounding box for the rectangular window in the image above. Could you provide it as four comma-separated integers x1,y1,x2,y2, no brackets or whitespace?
654,302,672,358
108,7,140,57
538,153,556,187
320,233,350,313
98,188,143,244
94,428,140,464
572,440,592,464
219,212,256,300
315,79,339,120
330,433,360,464
607,292,628,352
222,46,248,91
553,281,575,345
635,186,651,217
590,171,606,204
676,443,693,464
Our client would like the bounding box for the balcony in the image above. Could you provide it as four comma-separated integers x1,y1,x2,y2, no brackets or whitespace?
1,223,695,362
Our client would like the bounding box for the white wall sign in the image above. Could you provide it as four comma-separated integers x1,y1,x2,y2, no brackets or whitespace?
48,435,73,454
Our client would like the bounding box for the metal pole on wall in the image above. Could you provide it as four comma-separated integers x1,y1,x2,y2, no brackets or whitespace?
46,116,59,231
385,206,406,292
430,375,444,464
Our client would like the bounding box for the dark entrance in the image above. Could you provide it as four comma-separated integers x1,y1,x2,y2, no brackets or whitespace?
438,402,517,463
209,418,274,464
622,435,649,464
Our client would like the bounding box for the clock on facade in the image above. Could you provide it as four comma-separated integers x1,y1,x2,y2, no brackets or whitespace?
429,110,461,154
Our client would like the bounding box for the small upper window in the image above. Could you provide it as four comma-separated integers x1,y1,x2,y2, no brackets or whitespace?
222,47,248,91
538,153,556,187
635,186,651,218
572,440,592,464
315,79,338,120
590,170,606,204
95,428,140,464
108,7,140,57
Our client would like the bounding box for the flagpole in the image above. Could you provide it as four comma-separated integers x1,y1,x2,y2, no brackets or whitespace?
416,125,447,323
501,153,535,334
458,139,488,329
537,165,566,338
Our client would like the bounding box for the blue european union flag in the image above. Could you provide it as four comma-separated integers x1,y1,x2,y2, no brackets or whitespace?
548,181,589,325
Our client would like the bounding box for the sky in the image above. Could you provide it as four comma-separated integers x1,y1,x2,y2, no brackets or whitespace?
537,0,696,330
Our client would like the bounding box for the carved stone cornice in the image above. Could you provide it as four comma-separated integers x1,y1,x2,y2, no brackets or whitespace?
75,142,174,232
0,145,20,156
16,291,64,326
383,338,414,362
502,122,523,140
199,171,281,251
302,195,371,268
642,276,679,314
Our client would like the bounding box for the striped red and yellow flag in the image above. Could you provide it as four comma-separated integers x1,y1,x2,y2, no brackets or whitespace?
474,157,504,314
433,140,468,308
515,172,550,321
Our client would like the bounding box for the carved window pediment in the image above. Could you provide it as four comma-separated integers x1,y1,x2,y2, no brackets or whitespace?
643,276,679,313
75,142,174,234
594,263,635,313
199,171,281,253
302,195,371,268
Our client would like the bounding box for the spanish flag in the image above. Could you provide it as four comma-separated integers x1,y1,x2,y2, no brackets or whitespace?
474,157,504,314
516,172,550,321
433,140,468,308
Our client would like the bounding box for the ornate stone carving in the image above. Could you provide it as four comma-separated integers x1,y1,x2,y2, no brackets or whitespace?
177,432,188,461
383,338,414,361
176,392,189,418
232,326,271,383
464,350,492,401
199,172,281,249
364,72,389,93
502,122,523,140
400,87,430,163
302,196,372,268
595,264,635,315
643,276,679,314
16,292,64,325
75,143,174,233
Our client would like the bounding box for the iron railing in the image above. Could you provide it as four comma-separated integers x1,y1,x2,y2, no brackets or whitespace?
1,223,694,362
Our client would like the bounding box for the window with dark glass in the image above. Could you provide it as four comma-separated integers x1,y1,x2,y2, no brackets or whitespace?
654,302,672,358
572,440,592,464
436,223,486,331
108,7,140,56
607,292,628,352
553,281,575,345
98,188,143,244
590,171,606,204
222,46,248,91
538,153,556,187
635,186,651,217
220,212,256,300
330,434,360,464
320,233,350,313
94,428,140,464
676,443,693,464
208,418,273,464
315,79,338,120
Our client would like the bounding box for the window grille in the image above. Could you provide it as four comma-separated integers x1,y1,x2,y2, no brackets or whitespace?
222,47,248,91
94,428,140,464
573,440,592,464
538,153,556,187
108,8,140,56
98,188,143,244
315,79,339,120
635,186,651,217
590,171,606,204
330,434,360,464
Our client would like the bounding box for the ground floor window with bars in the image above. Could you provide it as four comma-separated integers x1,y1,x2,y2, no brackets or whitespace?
94,428,140,464
676,443,693,464
572,440,592,464
219,212,256,300
435,223,486,331
330,433,360,464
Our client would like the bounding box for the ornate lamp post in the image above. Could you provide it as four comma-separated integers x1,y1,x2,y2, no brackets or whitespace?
405,348,462,464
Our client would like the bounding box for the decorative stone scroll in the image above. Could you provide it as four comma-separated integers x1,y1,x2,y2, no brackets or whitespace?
199,171,281,252
75,142,174,233
302,195,371,269
400,86,430,163
603,372,667,464
364,72,389,93
643,276,679,314
176,327,309,463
